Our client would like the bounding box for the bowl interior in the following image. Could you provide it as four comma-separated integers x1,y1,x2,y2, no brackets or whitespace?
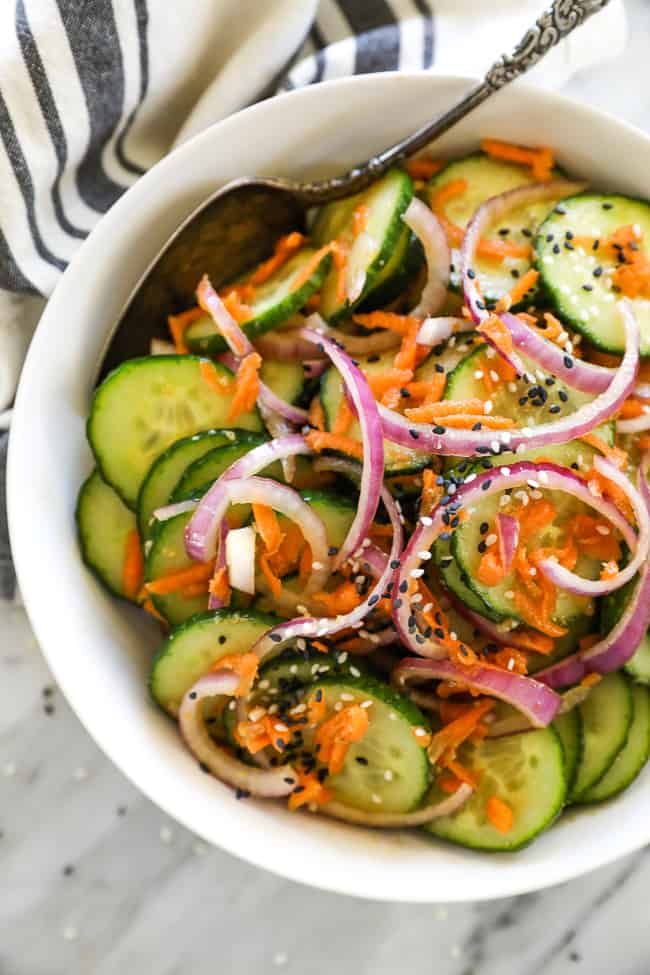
9,73,650,902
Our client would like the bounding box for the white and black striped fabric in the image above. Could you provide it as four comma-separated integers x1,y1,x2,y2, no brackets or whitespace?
0,0,626,600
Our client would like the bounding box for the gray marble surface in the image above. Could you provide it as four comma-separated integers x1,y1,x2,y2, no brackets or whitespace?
4,3,650,972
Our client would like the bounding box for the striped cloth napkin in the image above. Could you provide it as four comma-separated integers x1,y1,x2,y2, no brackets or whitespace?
0,0,626,601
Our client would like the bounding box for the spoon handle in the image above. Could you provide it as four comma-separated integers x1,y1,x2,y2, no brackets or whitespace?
300,0,612,204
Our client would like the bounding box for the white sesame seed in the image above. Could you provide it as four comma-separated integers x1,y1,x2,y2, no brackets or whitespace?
334,701,343,711
491,440,500,453
414,726,428,737
420,515,433,526
490,370,500,383
529,567,537,577
410,568,424,578
337,652,348,663
290,703,307,715
383,769,394,781
539,470,549,484
340,693,354,702
350,666,361,678
474,370,484,380
508,382,518,393
500,466,511,477
422,602,433,614
484,399,493,414
531,490,543,500
486,347,496,359
449,631,457,641
505,590,515,599
465,472,477,483
371,793,382,804
274,723,289,732
258,679,270,690
507,658,515,671
485,533,497,547
361,700,374,709
411,593,423,604
249,707,267,722
228,699,237,709
297,638,306,651
289,665,298,675
389,712,398,721
418,550,432,560
596,525,610,535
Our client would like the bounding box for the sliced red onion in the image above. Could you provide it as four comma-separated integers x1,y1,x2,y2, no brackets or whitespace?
301,318,384,569
402,197,450,317
500,312,615,394
257,399,297,483
538,459,650,689
416,317,473,347
185,435,313,562
251,472,402,663
320,325,401,357
208,520,229,610
302,359,329,379
153,499,198,522
461,180,585,327
254,328,326,361
617,411,650,435
321,783,473,828
393,460,638,660
497,513,519,575
393,657,560,728
444,593,551,654
179,671,296,797
196,276,254,357
538,455,649,596
379,301,639,456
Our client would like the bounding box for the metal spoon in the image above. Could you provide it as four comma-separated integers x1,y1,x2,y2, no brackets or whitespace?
99,0,610,378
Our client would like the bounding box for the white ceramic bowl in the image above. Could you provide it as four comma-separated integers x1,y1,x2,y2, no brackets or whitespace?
9,74,650,903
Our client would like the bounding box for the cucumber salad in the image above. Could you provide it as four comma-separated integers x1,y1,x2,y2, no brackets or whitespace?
78,140,650,851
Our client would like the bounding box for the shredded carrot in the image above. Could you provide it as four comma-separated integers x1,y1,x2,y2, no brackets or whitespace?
141,597,167,624
308,396,326,431
298,543,313,586
478,313,515,359
122,529,144,600
404,157,445,181
477,548,506,586
200,359,233,396
620,398,647,419
307,688,328,726
332,395,355,435
430,178,532,260
481,138,554,182
216,652,259,697
477,238,532,261
247,231,306,286
581,432,627,471
444,759,480,789
495,268,539,312
304,430,363,460
287,771,333,811
393,318,421,373
330,240,348,304
305,292,321,311
437,773,463,794
314,581,363,616
404,406,514,429
429,699,494,765
253,504,284,557
353,311,413,335
208,566,231,606
221,290,253,324
486,795,514,833
407,398,486,418
368,369,414,396
145,560,215,596
228,351,262,422
509,628,554,655
315,704,369,775
259,554,282,598
352,203,370,236
405,372,447,405
581,672,602,689
579,633,600,652
168,306,203,354
180,581,210,599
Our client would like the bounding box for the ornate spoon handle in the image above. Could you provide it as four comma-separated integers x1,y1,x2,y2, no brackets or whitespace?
300,0,612,203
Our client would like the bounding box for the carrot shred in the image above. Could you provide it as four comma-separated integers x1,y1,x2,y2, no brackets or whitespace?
421,468,442,515
304,430,363,460
478,313,515,360
248,231,306,286
180,581,210,599
330,240,348,304
167,306,203,354
352,203,370,236
619,398,647,419
292,243,334,291
313,581,363,616
477,548,506,586
308,396,326,431
253,504,284,557
332,395,355,435
141,597,167,624
481,138,554,182
145,560,215,596
405,372,447,405
122,529,144,601
216,652,259,697
367,369,414,396
580,432,627,471
208,566,231,606
315,704,369,775
200,359,233,396
228,351,262,422
404,158,445,181
404,406,514,429
298,543,313,586
437,773,463,794
486,795,514,833
495,268,539,312
287,771,334,811
353,311,413,335
430,177,532,260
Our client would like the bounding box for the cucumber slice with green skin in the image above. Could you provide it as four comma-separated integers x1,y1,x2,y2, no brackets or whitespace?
553,709,583,796
258,359,306,405
308,677,430,814
426,726,566,851
137,429,263,540
76,469,139,601
170,436,268,502
149,609,280,715
316,168,414,322
535,193,650,356
184,248,332,355
88,356,262,509
580,683,650,803
429,153,563,303
356,226,420,311
570,671,633,802
601,573,650,684
319,337,473,475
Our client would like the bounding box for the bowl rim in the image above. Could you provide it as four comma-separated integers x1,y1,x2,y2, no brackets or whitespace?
9,71,650,902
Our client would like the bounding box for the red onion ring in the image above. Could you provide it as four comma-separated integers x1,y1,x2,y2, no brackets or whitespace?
392,460,638,661
444,592,551,654
179,671,296,797
321,783,473,828
256,399,297,483
402,197,449,317
254,329,326,361
379,300,639,456
185,435,313,562
497,513,519,575
537,458,650,689
538,455,649,596
302,318,385,570
153,498,198,522
208,521,230,610
196,276,253,358
393,657,560,728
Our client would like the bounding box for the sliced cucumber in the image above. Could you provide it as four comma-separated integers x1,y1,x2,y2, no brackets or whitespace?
535,193,650,355
170,436,267,502
76,469,139,601
137,429,263,540
429,152,563,303
314,168,414,321
601,573,650,684
570,671,633,802
426,726,566,851
553,709,583,795
320,339,473,475
150,609,279,715
258,359,306,406
88,356,262,508
358,229,422,310
309,677,430,813
580,683,650,803
184,248,332,355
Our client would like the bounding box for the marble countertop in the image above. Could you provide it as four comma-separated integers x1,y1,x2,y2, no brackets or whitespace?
4,3,650,972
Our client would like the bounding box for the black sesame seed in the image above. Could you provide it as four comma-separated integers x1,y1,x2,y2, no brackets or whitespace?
433,425,446,435
478,541,487,554
602,202,613,210
393,598,403,610
564,242,574,251
481,479,492,491
315,689,323,702
498,228,510,237
356,756,369,766
390,559,400,570
415,634,426,644
559,390,568,402
236,788,251,799
554,205,567,215
439,531,451,541
435,362,445,374
549,404,561,414
218,635,227,645
399,580,408,594
400,388,411,398
409,429,420,440
593,266,603,278
368,594,379,607
367,354,380,363
563,355,574,369
467,268,476,279
199,762,210,774
270,633,282,643
476,300,486,311
188,691,197,700
510,268,520,279
434,628,445,639
565,230,574,240
582,284,593,291
472,422,482,431
552,244,561,254
521,228,533,238
546,233,554,242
